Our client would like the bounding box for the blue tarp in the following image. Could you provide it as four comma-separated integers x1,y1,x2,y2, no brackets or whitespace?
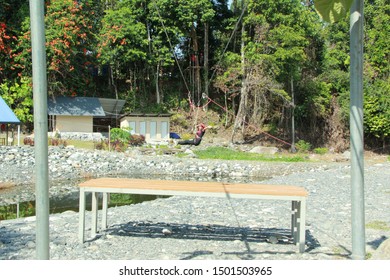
170,132,181,139
0,96,21,124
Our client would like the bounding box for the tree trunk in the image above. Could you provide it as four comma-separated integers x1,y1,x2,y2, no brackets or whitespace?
203,22,209,110
231,19,247,143
156,62,160,104
110,64,118,99
191,24,201,105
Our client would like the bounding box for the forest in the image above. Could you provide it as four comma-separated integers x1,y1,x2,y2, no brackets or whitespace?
0,0,389,152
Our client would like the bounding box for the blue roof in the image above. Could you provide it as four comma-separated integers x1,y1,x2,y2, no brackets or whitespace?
0,96,21,124
47,96,105,117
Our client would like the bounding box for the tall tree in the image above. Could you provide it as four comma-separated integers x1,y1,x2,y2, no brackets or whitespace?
14,0,98,97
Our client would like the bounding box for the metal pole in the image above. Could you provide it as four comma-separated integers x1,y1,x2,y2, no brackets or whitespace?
350,0,365,260
29,0,49,259
17,125,20,146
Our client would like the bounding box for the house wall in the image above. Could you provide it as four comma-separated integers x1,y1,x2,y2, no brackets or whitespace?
120,116,170,142
55,116,93,133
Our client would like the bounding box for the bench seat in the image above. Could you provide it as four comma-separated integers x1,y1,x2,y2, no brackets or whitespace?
78,178,308,253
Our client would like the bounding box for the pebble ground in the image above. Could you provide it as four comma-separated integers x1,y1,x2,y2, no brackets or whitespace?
1,159,389,260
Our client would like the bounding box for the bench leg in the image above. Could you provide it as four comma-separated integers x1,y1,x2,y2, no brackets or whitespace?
291,201,298,243
91,191,98,238
298,199,306,253
291,200,306,253
102,192,108,230
78,188,86,243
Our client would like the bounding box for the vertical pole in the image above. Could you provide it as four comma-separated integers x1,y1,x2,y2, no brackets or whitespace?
291,75,296,153
29,0,49,259
17,125,20,146
350,0,365,260
108,125,111,151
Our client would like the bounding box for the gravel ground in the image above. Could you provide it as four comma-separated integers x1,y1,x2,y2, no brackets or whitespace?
0,146,389,260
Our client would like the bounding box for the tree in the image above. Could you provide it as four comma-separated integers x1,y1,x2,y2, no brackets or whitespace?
13,0,98,97
0,77,33,124
225,0,325,145
97,0,149,100
363,0,390,147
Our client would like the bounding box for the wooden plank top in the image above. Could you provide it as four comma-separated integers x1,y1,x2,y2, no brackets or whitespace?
79,178,308,197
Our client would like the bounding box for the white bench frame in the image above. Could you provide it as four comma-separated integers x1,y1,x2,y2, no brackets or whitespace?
78,178,308,253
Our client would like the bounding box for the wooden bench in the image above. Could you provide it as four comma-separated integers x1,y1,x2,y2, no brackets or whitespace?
78,178,308,253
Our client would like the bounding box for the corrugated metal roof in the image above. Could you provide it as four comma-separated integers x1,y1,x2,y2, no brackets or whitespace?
47,96,105,116
98,98,125,117
0,96,21,124
123,113,172,117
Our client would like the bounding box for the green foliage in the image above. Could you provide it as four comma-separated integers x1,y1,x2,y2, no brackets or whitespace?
0,201,35,220
97,1,148,65
365,0,390,80
314,0,353,23
364,79,390,140
295,140,311,153
0,77,33,123
170,113,189,128
365,220,390,231
0,0,389,152
13,0,98,96
110,127,131,143
313,147,328,155
194,146,305,162
180,133,193,140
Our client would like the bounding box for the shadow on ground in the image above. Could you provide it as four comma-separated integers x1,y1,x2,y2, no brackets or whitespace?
98,220,321,259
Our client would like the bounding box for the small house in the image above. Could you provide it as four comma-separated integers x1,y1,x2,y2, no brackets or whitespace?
120,113,171,143
47,96,125,135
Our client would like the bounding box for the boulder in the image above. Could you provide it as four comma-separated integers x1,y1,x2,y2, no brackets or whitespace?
249,146,279,155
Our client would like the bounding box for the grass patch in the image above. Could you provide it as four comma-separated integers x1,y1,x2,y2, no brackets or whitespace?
193,147,306,162
366,221,390,231
65,139,95,150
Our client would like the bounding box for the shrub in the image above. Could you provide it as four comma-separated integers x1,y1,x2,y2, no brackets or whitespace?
313,147,328,155
295,140,311,153
170,113,189,128
111,139,127,152
23,137,34,146
95,139,109,150
110,128,131,143
181,133,193,140
49,137,67,147
129,134,145,146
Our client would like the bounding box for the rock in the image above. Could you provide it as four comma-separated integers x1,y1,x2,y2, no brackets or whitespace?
342,150,351,160
162,228,172,235
26,241,35,249
249,146,279,155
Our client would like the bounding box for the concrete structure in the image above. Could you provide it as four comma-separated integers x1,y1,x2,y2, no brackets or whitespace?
120,113,171,143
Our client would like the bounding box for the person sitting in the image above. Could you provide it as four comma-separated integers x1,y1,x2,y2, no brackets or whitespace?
178,123,207,146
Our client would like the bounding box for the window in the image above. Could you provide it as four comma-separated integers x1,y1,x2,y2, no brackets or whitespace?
139,121,146,136
150,121,157,139
161,121,169,139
